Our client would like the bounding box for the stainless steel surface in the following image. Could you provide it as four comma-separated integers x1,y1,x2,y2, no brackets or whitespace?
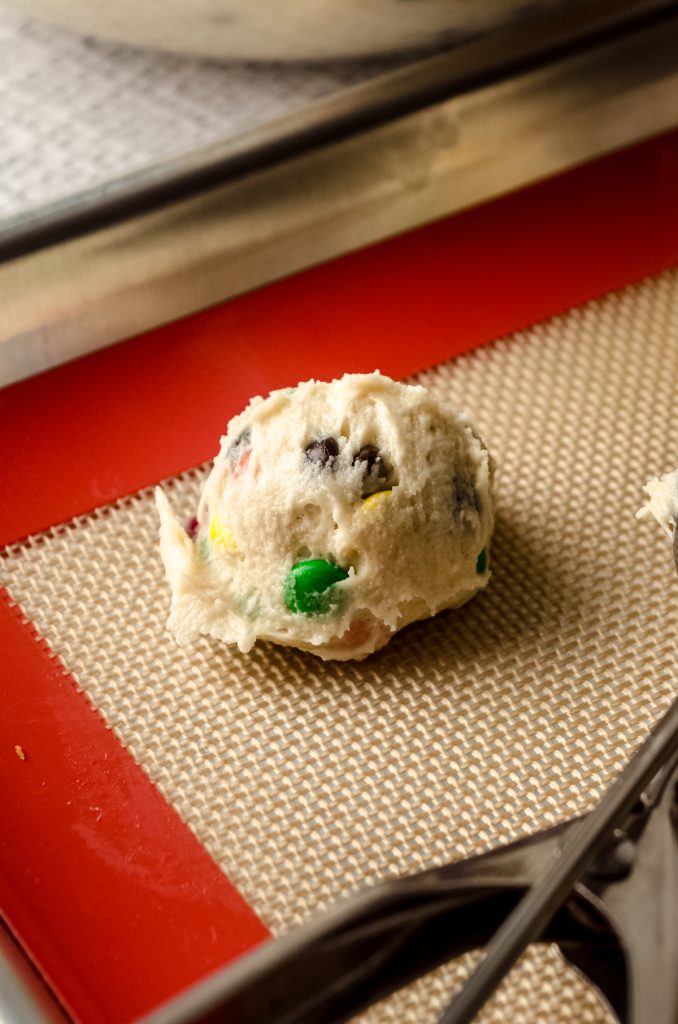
0,924,68,1024
2,0,666,260
0,0,608,62
1,7,678,386
0,4,398,220
2,0,667,260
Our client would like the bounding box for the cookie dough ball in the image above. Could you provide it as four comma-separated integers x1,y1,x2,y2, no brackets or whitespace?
156,372,495,660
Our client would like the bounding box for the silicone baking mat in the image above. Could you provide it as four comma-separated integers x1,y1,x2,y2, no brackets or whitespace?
2,132,678,1024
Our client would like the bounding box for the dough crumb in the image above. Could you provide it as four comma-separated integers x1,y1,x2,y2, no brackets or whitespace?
637,467,678,571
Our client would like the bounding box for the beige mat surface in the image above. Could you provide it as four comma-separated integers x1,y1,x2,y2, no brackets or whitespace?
5,268,678,1021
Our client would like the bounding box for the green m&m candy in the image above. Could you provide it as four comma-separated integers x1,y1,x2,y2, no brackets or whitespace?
284,559,349,616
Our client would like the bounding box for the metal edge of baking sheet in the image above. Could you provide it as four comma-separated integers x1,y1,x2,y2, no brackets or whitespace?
1,5,678,387
0,922,69,1024
0,0,667,257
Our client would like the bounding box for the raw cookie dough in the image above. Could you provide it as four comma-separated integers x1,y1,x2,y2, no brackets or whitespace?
156,372,495,660
637,468,678,569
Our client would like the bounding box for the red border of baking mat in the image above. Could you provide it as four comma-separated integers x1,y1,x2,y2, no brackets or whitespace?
2,129,678,1024
0,596,269,1024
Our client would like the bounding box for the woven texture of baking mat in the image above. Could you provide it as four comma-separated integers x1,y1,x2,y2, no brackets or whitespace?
4,267,678,1022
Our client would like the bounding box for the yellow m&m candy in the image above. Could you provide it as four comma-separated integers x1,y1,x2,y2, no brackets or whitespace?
210,513,237,552
361,489,392,511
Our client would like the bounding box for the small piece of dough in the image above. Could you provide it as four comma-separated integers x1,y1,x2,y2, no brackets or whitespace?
157,372,495,660
637,469,678,539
